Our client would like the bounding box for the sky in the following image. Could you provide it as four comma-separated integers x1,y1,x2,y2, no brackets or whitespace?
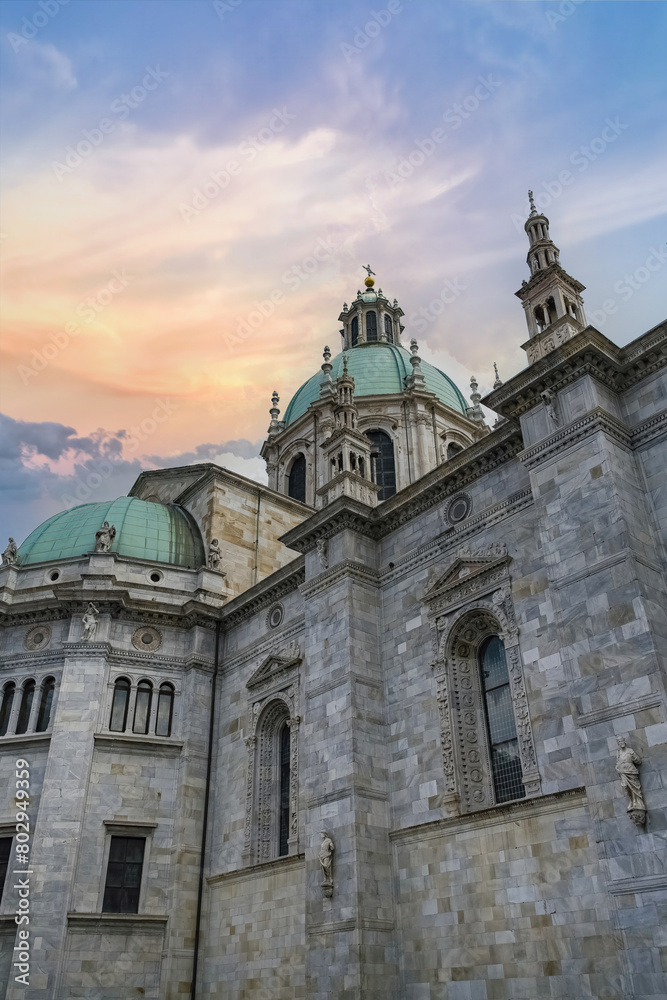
1,0,666,544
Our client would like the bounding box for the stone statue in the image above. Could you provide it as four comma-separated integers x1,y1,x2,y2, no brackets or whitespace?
82,603,99,641
316,538,328,571
541,389,560,427
319,831,334,896
615,736,646,826
2,538,18,567
94,522,116,553
208,538,221,570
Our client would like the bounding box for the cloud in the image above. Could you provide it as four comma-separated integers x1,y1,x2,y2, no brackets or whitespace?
0,413,265,546
7,40,77,91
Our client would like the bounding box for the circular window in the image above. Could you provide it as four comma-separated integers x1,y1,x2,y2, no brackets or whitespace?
149,571,163,584
445,492,472,525
266,604,284,629
24,624,52,651
131,626,162,652
49,570,61,582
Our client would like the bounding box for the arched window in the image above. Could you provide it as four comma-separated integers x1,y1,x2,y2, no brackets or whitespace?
16,680,35,735
447,442,463,460
479,636,525,804
546,297,557,324
35,677,56,733
288,454,307,504
155,683,174,737
351,316,358,347
253,700,293,862
0,682,15,737
133,680,153,735
534,306,546,332
109,677,131,732
384,314,393,343
278,722,291,857
365,430,396,500
366,310,377,341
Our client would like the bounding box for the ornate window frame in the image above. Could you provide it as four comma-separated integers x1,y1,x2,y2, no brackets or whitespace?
243,641,302,864
424,543,541,814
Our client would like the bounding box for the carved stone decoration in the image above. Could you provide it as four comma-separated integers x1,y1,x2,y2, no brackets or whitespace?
2,538,18,567
444,492,473,526
94,522,116,553
615,736,647,826
266,603,284,629
81,603,99,641
24,624,51,651
208,538,221,570
319,830,335,897
131,626,162,652
316,538,329,571
541,388,560,428
424,554,541,812
243,645,302,864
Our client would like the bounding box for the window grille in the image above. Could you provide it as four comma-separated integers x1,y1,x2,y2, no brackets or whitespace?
102,836,145,913
109,678,131,732
35,677,55,732
365,430,396,500
479,636,525,803
16,681,35,735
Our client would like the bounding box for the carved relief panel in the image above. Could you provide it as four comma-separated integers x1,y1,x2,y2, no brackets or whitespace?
425,544,541,814
243,641,302,864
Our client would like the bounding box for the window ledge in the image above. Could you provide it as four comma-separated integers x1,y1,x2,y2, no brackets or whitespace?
67,912,168,930
94,733,183,755
0,732,51,749
207,852,305,886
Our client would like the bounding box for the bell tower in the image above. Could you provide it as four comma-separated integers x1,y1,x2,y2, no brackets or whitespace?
516,192,587,364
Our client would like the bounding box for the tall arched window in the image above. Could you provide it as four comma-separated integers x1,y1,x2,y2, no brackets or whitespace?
278,722,291,857
384,314,393,343
155,683,174,737
0,682,15,737
479,636,525,804
109,677,131,732
35,677,56,733
351,316,359,346
16,680,35,735
254,701,292,862
133,680,153,735
366,310,378,341
288,454,307,504
365,430,396,500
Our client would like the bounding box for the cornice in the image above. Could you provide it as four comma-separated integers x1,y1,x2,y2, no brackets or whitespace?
93,733,184,756
220,558,305,629
389,786,586,844
221,621,304,673
631,408,667,450
67,912,168,931
300,559,380,599
576,695,663,729
0,733,51,752
0,649,65,668
207,852,305,887
518,407,631,468
281,496,377,554
483,321,667,420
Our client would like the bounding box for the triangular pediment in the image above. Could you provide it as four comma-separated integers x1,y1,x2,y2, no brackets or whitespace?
424,543,509,607
246,642,302,691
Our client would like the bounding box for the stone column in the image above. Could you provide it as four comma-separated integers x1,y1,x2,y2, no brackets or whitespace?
297,514,399,999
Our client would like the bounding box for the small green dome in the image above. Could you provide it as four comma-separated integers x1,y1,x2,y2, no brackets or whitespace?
283,342,468,426
17,497,205,569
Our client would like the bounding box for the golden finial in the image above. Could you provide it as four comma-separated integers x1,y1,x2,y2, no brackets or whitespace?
363,264,376,287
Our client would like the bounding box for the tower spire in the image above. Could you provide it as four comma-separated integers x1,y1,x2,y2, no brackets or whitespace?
515,193,587,362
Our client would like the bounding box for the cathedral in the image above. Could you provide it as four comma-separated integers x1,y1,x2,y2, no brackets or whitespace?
1,197,666,1000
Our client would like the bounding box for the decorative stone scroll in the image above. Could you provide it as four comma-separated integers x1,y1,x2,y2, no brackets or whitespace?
424,545,541,812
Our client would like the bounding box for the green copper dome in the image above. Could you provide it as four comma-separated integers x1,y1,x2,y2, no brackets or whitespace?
283,342,468,426
17,497,205,568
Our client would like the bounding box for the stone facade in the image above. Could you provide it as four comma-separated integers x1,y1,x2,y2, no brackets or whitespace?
1,207,666,999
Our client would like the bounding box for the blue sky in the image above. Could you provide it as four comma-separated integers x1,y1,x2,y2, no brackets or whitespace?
1,0,666,543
